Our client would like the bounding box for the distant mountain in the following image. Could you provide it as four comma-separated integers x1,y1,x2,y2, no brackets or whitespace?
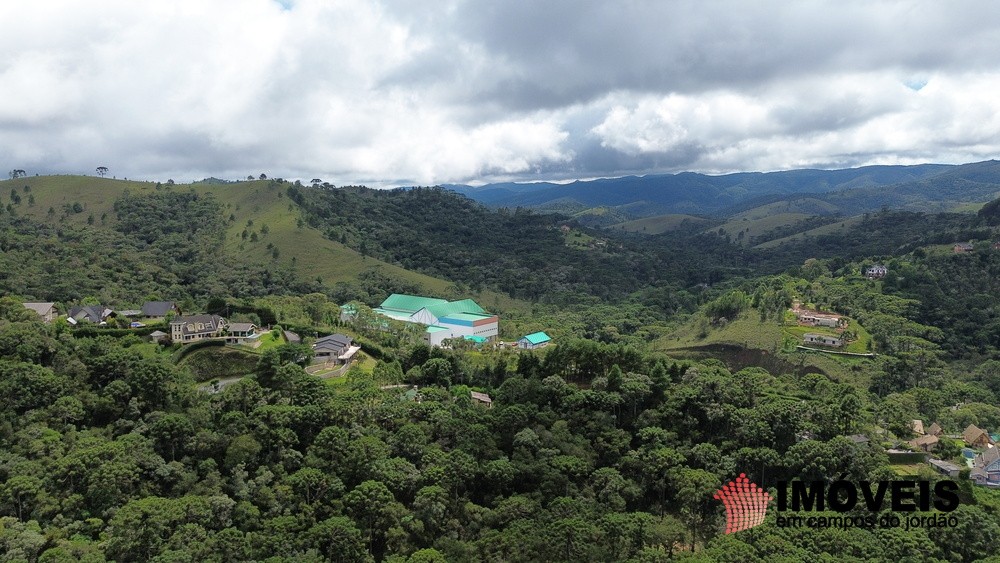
446,163,957,217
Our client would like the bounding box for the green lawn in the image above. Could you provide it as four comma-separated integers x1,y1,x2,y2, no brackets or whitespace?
656,309,784,351
781,316,873,354
889,464,925,477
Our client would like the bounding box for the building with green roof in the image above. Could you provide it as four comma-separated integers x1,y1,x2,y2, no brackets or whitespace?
518,331,552,349
378,293,499,346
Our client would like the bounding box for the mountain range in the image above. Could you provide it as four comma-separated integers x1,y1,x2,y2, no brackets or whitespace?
445,160,1000,221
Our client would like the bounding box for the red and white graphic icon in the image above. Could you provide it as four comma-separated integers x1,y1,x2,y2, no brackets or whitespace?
713,473,770,534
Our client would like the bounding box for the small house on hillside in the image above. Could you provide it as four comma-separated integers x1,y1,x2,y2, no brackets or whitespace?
864,264,888,279
954,242,975,253
147,330,169,344
141,301,180,320
518,331,552,350
799,314,842,328
929,459,962,478
170,314,226,343
971,448,1000,486
803,333,844,347
23,302,57,323
69,305,116,324
964,424,992,448
912,420,925,435
284,330,301,345
226,323,259,345
470,391,493,408
314,334,358,364
927,422,943,436
909,434,938,452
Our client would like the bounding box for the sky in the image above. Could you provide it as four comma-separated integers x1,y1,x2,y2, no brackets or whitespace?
2,1,1000,187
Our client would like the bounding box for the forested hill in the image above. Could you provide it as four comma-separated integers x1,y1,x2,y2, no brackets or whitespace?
0,175,464,305
287,184,748,302
5,174,997,316
8,176,1000,561
0,176,749,314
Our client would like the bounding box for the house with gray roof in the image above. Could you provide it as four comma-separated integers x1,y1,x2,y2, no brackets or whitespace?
141,301,180,320
313,333,358,364
803,333,844,347
929,459,962,478
470,391,493,408
169,314,226,343
971,447,1000,486
226,322,259,345
68,305,116,324
23,302,57,323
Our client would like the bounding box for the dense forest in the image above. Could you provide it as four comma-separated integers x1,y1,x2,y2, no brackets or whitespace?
2,299,993,562
4,177,1000,560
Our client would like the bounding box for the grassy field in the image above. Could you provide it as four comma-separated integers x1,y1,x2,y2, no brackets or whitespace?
613,213,711,234
655,308,875,384
889,464,927,478
188,179,454,293
655,310,785,352
710,212,812,244
562,227,599,249
950,201,986,213
730,198,840,221
755,215,864,249
781,318,872,354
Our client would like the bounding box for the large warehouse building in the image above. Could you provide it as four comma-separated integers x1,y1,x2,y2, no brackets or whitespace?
375,294,499,346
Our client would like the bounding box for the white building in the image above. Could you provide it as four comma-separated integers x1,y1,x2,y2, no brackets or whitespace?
803,333,844,347
169,314,226,343
375,294,498,346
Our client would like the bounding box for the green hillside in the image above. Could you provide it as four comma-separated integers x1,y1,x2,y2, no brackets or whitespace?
754,215,864,249
728,197,840,220
710,212,813,245
2,175,453,295
614,213,711,234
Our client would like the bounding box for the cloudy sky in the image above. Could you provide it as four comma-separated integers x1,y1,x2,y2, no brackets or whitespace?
2,1,1000,186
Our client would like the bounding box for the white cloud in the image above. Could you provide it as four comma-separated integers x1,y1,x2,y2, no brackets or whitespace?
2,1,1000,183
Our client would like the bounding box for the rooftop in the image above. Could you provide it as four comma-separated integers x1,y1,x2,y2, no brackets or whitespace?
422,298,486,318
521,331,552,345
23,302,55,314
443,312,495,322
380,294,448,314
